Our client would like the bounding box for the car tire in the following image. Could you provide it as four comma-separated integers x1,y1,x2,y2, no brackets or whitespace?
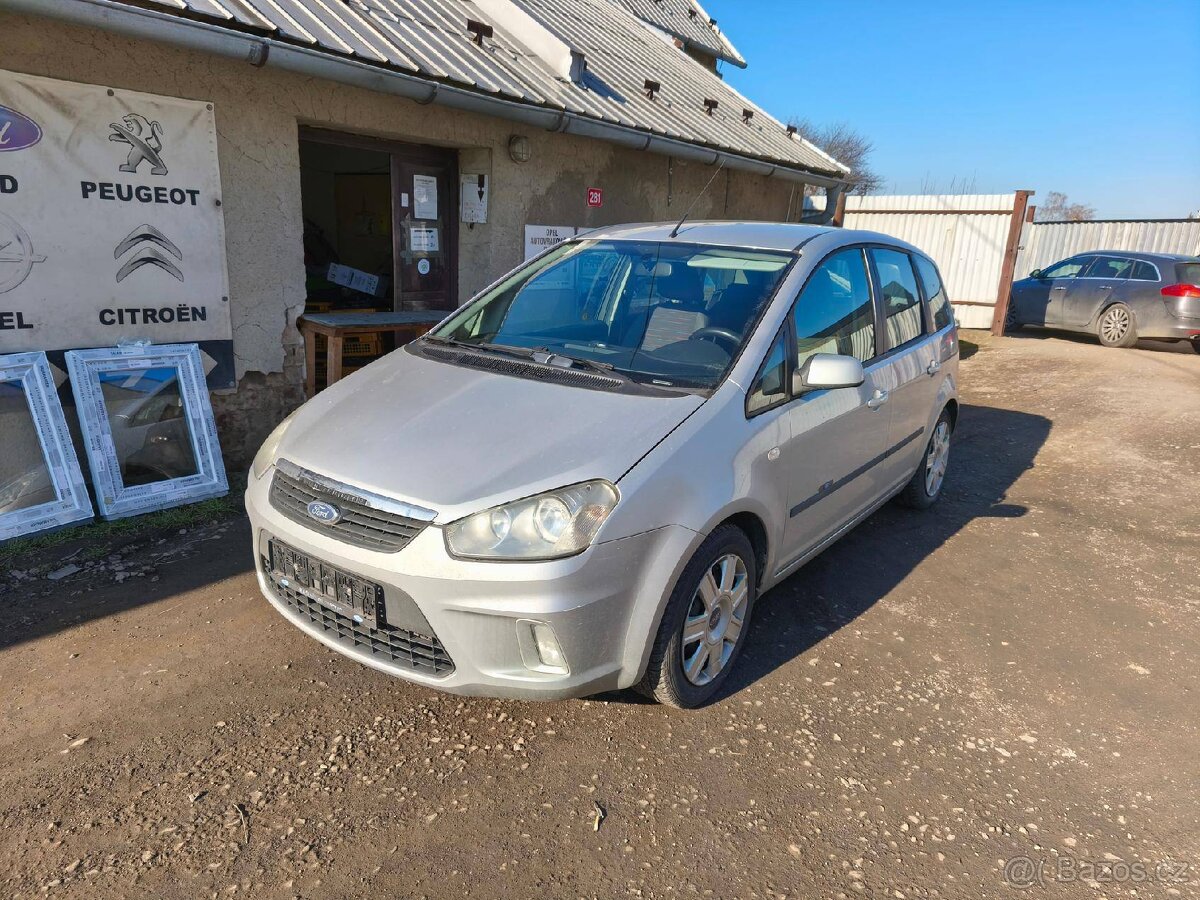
636,525,758,709
1097,302,1138,348
1189,339,1200,355
1003,301,1022,332
896,409,953,510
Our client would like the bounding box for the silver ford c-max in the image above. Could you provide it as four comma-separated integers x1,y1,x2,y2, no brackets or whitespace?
246,222,959,707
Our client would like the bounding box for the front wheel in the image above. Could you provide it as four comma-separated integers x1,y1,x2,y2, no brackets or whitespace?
896,410,953,510
1003,301,1022,333
636,525,757,708
1097,303,1138,348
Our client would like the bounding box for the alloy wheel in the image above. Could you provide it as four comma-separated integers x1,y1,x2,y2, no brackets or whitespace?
1100,306,1131,344
925,420,951,497
680,553,749,686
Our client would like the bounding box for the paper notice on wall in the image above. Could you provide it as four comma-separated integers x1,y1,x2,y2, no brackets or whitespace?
0,69,234,386
459,173,488,224
412,174,438,220
524,225,579,261
327,263,380,297
410,226,439,253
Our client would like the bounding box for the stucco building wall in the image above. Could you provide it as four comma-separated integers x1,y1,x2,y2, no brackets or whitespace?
0,12,803,463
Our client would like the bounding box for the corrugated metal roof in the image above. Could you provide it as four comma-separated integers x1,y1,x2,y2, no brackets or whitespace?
610,0,745,67
129,0,842,177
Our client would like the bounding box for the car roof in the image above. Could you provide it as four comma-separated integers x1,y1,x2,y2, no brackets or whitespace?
578,221,920,254
1063,250,1200,264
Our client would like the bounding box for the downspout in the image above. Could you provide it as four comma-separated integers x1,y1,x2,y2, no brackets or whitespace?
0,0,850,194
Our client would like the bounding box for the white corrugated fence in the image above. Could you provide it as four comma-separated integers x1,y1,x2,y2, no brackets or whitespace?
841,194,1019,329
1015,220,1200,278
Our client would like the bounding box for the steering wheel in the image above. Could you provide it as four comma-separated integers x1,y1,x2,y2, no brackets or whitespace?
689,326,741,352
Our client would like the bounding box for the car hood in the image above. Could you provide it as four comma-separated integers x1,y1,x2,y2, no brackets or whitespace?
275,348,706,522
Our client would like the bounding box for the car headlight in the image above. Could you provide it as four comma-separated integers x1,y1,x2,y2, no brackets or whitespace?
251,409,299,480
444,481,619,560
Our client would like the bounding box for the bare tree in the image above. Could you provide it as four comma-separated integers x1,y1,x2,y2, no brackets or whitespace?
1035,191,1096,222
788,118,884,196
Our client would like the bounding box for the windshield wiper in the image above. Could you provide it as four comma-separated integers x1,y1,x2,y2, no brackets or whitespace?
423,334,537,360
530,349,626,379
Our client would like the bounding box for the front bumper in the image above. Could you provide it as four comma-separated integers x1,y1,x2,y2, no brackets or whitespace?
245,467,697,700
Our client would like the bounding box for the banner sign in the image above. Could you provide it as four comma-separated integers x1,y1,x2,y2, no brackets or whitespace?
0,71,233,387
524,225,580,261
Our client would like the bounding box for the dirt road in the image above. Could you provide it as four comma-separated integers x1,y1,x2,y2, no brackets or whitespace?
2,330,1198,898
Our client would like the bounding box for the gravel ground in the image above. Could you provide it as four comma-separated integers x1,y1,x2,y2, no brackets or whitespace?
1,329,1198,899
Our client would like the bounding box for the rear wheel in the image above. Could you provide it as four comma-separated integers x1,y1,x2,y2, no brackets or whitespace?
896,410,953,510
1097,303,1138,348
636,525,757,709
1189,339,1200,355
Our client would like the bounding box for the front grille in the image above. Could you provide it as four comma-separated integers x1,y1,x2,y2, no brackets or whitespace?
270,466,428,553
267,568,455,676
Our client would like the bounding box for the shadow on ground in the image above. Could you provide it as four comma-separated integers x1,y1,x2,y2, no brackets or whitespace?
0,517,254,651
708,402,1052,702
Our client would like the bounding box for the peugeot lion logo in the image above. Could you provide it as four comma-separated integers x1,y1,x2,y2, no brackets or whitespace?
109,112,167,175
306,500,342,524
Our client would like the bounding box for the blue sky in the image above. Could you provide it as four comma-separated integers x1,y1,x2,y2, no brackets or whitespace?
712,0,1200,218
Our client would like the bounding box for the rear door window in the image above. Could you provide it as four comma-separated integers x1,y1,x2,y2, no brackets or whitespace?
1131,261,1160,281
1083,256,1133,279
869,248,925,349
914,255,954,331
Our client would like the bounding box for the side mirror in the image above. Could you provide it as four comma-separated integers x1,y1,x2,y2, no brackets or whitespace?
1029,269,1044,279
796,353,865,392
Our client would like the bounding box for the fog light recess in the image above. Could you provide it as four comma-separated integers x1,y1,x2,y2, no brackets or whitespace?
517,619,569,675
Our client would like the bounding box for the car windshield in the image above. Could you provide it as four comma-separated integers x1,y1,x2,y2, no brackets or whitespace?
430,240,794,389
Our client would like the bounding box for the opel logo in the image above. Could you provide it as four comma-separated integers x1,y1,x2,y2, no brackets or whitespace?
306,500,342,524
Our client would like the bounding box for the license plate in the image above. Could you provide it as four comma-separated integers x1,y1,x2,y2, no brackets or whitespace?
268,539,382,628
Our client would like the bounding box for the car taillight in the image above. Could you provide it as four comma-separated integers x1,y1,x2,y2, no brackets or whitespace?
1161,283,1200,298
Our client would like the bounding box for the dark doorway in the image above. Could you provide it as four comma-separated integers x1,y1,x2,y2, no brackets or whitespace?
298,129,458,314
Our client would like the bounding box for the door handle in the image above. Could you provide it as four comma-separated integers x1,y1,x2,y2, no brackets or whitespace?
866,389,889,410
926,359,941,376
1051,286,1067,291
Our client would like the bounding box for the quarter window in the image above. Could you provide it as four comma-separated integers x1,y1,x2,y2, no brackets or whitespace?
790,248,876,375
914,255,954,331
870,248,925,349
747,329,789,414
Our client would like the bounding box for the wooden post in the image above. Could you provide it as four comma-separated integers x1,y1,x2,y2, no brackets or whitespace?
303,320,317,399
990,189,1033,336
832,191,848,227
327,334,344,386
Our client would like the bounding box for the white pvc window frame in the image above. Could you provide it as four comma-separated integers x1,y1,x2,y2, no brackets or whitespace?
0,351,93,542
66,343,228,520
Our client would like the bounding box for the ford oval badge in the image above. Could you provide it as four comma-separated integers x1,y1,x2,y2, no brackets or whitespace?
306,500,342,524
0,105,43,152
